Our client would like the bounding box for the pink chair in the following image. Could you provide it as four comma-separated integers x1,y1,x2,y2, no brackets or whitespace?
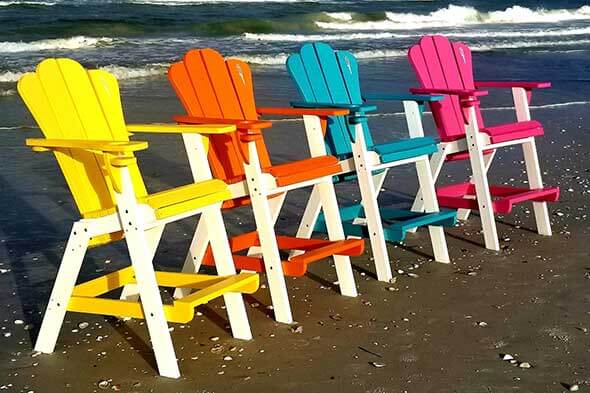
408,35,559,251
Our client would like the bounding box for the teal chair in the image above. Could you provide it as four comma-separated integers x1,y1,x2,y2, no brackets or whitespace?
286,42,457,281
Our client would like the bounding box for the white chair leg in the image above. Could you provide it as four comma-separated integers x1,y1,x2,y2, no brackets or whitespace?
351,126,392,282
121,207,180,379
174,218,209,299
315,176,358,296
248,193,286,257
121,225,164,301
202,205,253,340
411,148,447,215
465,108,500,251
243,147,293,324
457,151,496,221
415,156,450,263
289,185,322,259
34,221,89,354
522,139,552,235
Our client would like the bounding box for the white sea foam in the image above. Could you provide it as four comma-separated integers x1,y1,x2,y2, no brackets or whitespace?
0,36,113,53
317,5,590,30
129,0,316,4
0,1,55,6
236,53,289,65
0,71,25,83
0,88,16,96
100,63,168,79
244,27,590,42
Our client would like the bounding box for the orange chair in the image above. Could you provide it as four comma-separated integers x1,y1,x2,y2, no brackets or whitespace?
165,49,364,324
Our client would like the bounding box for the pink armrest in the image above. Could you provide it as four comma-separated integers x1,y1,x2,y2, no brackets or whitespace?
475,81,551,89
410,87,489,99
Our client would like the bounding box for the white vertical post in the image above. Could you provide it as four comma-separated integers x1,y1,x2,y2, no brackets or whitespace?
464,105,500,251
243,138,293,324
512,87,552,236
201,205,253,340
351,121,392,282
174,218,208,298
457,150,496,220
34,221,90,353
116,165,180,379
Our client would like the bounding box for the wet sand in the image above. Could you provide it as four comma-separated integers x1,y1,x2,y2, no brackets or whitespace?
0,71,589,392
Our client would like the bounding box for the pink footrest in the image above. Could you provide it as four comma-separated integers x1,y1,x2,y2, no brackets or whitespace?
436,183,559,214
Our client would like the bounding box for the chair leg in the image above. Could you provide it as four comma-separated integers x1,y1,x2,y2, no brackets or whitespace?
411,149,447,215
174,218,209,299
289,185,322,259
522,139,552,235
464,110,500,251
351,134,392,282
414,156,450,263
457,151,496,221
121,225,164,301
121,208,180,379
248,193,286,257
202,205,253,340
34,221,90,354
244,159,293,324
316,176,358,296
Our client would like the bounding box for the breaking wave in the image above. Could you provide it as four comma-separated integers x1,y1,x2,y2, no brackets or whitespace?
0,36,113,53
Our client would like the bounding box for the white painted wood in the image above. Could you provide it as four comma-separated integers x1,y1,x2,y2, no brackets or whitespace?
34,221,90,354
290,184,321,258
414,156,450,263
351,122,392,282
457,150,496,221
403,100,425,138
201,205,253,340
247,193,286,257
121,224,164,301
411,147,447,215
464,107,500,251
243,140,293,324
115,167,180,379
174,217,208,299
513,87,552,235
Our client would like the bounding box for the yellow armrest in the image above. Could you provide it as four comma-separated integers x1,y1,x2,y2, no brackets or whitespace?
26,138,149,153
126,123,236,135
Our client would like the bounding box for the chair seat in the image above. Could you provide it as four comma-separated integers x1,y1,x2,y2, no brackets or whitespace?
142,179,231,219
482,120,544,144
265,155,342,187
372,136,438,164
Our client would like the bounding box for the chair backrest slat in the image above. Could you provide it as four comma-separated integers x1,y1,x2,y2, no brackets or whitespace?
287,42,374,158
168,49,271,184
18,58,147,218
408,35,484,142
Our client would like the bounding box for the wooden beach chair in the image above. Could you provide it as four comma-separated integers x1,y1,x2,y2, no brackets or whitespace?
18,58,259,378
286,42,457,282
167,49,364,324
406,35,559,250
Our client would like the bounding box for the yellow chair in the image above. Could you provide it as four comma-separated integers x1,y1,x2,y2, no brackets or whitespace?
18,58,259,379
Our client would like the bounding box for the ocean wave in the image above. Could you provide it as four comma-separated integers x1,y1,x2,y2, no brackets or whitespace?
0,1,55,6
0,71,25,83
0,36,113,53
244,27,590,42
317,5,590,30
100,64,168,80
0,88,16,97
129,0,318,4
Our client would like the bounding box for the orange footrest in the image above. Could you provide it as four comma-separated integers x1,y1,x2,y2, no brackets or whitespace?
436,182,559,214
201,232,364,277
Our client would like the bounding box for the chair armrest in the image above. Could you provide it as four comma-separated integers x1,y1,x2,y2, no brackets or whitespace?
26,138,148,154
290,101,376,115
127,123,236,134
173,115,272,130
410,87,488,99
363,92,445,102
474,81,551,89
257,107,350,117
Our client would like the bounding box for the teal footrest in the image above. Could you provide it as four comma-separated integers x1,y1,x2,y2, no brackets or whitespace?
315,204,457,242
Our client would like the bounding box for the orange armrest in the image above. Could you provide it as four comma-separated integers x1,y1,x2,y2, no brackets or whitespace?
173,115,272,130
127,123,236,134
26,138,148,154
256,107,350,117
475,81,551,89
